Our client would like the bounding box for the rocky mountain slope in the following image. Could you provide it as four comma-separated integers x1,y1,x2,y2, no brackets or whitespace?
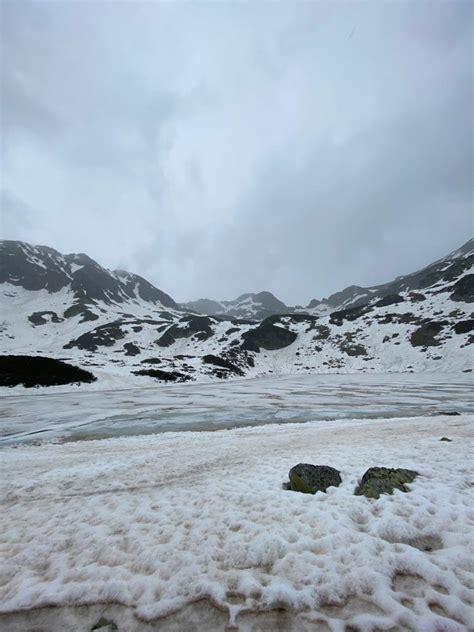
306,239,474,315
0,239,472,386
187,240,474,318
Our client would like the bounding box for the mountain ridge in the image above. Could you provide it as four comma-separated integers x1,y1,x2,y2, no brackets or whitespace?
0,239,177,309
0,237,472,386
181,239,474,319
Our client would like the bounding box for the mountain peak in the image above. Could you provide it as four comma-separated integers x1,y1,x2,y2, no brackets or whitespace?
0,240,177,308
182,290,289,320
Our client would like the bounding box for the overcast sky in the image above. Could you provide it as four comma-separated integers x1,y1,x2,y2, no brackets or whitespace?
1,1,472,305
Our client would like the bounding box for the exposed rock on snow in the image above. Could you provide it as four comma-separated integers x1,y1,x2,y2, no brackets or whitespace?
450,274,474,302
64,321,127,351
410,321,446,347
156,315,215,347
354,467,418,499
0,355,96,388
241,320,298,351
123,342,140,356
201,354,244,376
454,319,474,334
28,310,63,325
288,463,342,494
63,302,99,322
91,616,117,631
132,368,191,382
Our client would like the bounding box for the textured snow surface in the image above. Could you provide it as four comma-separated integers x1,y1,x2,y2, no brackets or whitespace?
1,414,473,631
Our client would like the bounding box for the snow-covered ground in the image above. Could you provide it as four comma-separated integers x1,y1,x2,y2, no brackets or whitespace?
1,373,473,446
1,406,473,630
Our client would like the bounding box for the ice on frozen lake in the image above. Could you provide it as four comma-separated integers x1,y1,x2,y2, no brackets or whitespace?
0,372,473,446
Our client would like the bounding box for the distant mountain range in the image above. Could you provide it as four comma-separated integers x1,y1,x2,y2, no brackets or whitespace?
0,238,472,386
183,239,474,319
181,291,291,321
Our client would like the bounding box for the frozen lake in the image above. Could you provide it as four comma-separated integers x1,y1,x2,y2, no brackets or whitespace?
1,372,472,446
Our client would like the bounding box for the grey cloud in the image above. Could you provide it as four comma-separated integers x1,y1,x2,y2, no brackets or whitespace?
200,86,472,304
1,1,472,305
0,190,35,236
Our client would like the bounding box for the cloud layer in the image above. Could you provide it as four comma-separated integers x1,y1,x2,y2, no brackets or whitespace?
1,1,472,304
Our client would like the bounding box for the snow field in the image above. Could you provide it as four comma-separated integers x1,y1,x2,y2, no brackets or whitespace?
1,414,473,630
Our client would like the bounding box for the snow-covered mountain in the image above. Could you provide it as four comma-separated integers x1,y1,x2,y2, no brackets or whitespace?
182,291,292,321
0,240,177,313
0,239,472,386
183,240,474,320
305,238,474,315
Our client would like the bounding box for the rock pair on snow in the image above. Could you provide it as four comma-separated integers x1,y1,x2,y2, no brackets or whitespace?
287,463,418,499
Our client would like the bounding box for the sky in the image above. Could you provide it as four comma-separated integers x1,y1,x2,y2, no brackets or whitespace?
1,1,472,305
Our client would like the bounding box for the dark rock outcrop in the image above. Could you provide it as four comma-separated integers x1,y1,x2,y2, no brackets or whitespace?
410,321,446,347
312,325,330,340
64,322,126,351
374,293,404,307
453,319,474,334
28,311,63,326
340,343,367,357
329,305,369,326
288,463,342,494
241,320,297,352
202,354,244,375
91,617,118,631
156,315,215,347
0,355,96,388
123,342,140,356
133,368,191,382
450,274,474,303
354,467,418,499
63,303,99,322
0,241,70,292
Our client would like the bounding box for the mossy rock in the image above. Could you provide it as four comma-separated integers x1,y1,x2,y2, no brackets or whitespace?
288,463,342,494
355,467,418,499
91,617,118,631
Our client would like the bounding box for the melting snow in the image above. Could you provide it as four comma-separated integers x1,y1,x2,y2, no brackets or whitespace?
0,413,473,630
